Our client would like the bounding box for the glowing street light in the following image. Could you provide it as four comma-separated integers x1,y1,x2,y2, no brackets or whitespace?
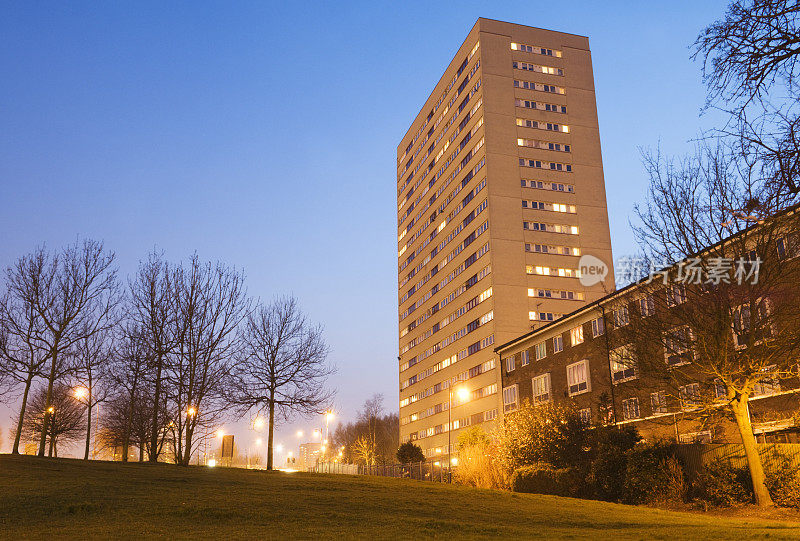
208,459,217,467
255,438,262,445
187,407,197,417
47,406,54,414
216,429,225,439
253,417,265,430
296,430,303,438
448,385,470,483
74,387,88,400
275,443,283,453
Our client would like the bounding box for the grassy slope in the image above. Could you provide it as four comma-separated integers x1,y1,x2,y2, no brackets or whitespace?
0,455,797,540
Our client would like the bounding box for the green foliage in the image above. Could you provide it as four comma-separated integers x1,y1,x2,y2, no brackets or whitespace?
497,401,589,473
764,452,800,509
510,463,579,497
622,442,687,505
395,441,424,464
453,426,504,489
692,460,753,507
587,426,641,502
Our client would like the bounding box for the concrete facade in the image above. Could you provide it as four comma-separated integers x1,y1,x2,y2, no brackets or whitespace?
397,19,615,458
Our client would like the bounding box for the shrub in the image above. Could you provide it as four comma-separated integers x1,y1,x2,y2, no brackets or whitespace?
587,426,641,502
511,463,579,497
396,442,424,464
692,459,753,507
764,452,800,508
453,426,504,489
622,443,687,505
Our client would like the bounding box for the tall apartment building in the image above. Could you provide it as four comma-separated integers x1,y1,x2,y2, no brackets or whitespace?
397,19,615,458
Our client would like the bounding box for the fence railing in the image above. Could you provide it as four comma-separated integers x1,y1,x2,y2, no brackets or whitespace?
311,461,453,483
674,442,800,476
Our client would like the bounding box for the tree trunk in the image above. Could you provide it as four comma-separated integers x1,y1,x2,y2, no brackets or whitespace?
12,377,33,455
149,358,163,462
122,397,135,463
139,444,144,462
38,348,58,457
182,421,194,466
267,393,275,470
731,396,774,507
84,389,92,460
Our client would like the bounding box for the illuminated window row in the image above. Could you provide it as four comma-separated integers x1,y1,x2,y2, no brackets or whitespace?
401,383,498,427
525,243,580,256
518,138,570,153
519,159,572,172
512,61,563,76
526,265,581,278
414,407,499,445
515,99,567,114
521,179,574,192
528,288,585,301
523,200,576,214
514,79,565,94
400,347,495,409
400,310,493,390
524,221,579,234
400,264,491,348
401,79,483,211
529,311,564,322
516,118,569,133
400,286,492,355
399,210,487,305
511,42,562,57
399,176,486,273
399,41,480,171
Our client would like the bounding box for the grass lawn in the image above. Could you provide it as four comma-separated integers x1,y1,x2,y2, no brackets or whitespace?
0,455,797,540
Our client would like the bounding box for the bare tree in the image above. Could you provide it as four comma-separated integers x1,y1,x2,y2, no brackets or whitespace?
3,240,119,457
169,255,248,466
0,291,50,454
627,144,800,507
72,325,115,459
228,296,333,470
128,251,176,462
16,383,86,457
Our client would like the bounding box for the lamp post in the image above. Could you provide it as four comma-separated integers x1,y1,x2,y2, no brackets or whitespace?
448,385,470,483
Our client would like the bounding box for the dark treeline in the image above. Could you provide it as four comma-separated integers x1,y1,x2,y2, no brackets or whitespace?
332,394,399,466
0,241,334,468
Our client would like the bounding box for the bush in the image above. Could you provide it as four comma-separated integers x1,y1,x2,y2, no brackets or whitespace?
511,463,579,497
692,460,753,507
622,443,687,505
453,426,504,489
764,452,800,508
587,426,641,502
396,442,424,464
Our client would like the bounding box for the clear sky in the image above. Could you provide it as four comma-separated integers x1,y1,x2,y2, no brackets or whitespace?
0,1,729,457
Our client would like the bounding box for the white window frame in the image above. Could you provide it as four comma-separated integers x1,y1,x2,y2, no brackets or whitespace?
621,397,641,421
609,345,638,384
534,342,546,361
502,384,519,413
506,355,516,372
638,295,655,317
553,335,563,353
531,373,551,405
566,359,590,396
664,326,692,367
613,307,629,328
520,350,530,366
591,316,604,337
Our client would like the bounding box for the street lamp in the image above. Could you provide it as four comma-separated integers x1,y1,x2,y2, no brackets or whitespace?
448,385,470,482
74,387,88,400
296,430,303,438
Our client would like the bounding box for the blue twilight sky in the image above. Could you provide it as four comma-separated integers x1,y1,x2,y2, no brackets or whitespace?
0,1,729,456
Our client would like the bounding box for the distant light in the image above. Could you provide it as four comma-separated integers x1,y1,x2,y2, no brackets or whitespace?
254,417,265,429
256,438,262,445
451,457,458,465
296,430,303,438
433,461,440,466
187,407,197,416
47,406,54,413
216,429,225,439
208,459,216,467
321,445,326,452
276,444,283,452
287,451,293,457
456,387,470,401
74,387,88,400
323,439,328,445
326,411,335,422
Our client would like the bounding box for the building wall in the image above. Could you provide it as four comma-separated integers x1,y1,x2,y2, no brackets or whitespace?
397,19,615,458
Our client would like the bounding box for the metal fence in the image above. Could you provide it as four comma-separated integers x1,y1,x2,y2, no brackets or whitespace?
674,443,800,476
311,461,453,483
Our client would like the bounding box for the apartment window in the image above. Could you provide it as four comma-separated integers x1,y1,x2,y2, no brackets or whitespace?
512,61,564,76
591,316,604,337
664,326,692,366
503,384,519,413
521,350,530,366
578,408,592,426
666,284,687,307
510,42,563,58
714,379,727,400
519,158,572,172
609,345,637,383
679,383,702,410
566,359,590,396
532,373,551,405
506,355,516,372
570,325,584,346
650,391,668,414
753,366,781,396
553,335,564,353
534,342,547,361
621,397,641,421
613,307,629,328
638,295,655,317
530,311,562,322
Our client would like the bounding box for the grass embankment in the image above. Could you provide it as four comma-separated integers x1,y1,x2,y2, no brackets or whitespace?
0,454,797,540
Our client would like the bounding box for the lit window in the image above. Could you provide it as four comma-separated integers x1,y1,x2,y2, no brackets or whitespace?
610,345,637,383
532,373,551,405
570,325,584,346
566,359,590,396
502,385,519,412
